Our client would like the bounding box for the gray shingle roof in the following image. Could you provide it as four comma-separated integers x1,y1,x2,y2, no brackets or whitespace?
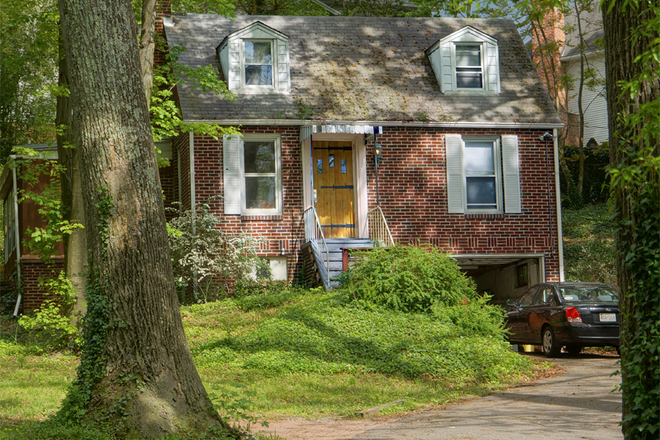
165,14,561,126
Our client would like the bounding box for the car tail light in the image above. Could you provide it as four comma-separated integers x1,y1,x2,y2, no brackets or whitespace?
566,307,583,323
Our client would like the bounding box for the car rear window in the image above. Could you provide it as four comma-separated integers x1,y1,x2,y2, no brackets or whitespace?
558,286,619,303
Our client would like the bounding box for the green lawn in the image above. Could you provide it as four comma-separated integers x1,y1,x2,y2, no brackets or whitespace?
0,288,548,437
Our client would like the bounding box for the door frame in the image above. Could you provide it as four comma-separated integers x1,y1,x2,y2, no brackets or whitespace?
302,133,368,238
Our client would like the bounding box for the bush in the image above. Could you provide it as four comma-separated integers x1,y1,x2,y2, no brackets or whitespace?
167,203,270,304
341,245,478,313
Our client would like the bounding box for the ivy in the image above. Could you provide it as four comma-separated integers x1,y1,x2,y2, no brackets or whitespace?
55,187,113,425
604,1,660,436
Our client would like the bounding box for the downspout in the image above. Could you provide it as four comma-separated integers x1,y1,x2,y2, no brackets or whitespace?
11,159,22,317
553,128,565,281
177,141,182,209
189,132,196,226
189,132,198,293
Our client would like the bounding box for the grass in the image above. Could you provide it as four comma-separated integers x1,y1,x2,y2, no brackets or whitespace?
0,287,547,438
562,203,616,285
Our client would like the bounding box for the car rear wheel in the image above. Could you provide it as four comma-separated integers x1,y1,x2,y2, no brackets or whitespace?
542,327,561,357
565,345,582,355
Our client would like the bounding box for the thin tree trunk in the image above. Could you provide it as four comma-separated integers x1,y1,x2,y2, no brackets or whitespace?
140,0,157,104
57,0,230,436
55,29,86,322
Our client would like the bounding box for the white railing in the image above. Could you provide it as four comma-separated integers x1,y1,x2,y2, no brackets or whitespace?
304,207,329,277
368,206,394,247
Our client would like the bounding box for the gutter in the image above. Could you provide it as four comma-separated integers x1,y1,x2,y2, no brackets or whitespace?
183,118,564,130
560,50,604,63
11,159,22,317
553,128,565,281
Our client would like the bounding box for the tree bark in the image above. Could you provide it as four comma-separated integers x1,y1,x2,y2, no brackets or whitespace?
602,2,659,438
57,0,229,436
140,0,157,104
55,29,87,322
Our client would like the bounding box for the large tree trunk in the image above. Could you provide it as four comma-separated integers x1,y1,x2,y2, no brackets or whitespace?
56,0,230,436
602,2,659,438
55,29,87,322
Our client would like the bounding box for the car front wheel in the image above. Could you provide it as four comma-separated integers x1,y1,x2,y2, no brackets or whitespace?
542,327,561,357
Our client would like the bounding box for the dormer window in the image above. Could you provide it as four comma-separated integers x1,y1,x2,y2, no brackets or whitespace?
455,44,483,89
426,26,500,95
244,40,273,86
217,22,290,93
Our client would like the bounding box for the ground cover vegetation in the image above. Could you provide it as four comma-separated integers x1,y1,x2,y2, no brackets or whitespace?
0,246,545,439
562,203,616,285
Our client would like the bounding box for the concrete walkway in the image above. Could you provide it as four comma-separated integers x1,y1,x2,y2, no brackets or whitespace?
352,353,623,440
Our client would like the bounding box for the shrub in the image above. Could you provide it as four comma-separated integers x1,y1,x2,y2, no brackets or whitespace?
167,203,270,304
342,245,478,313
18,271,78,351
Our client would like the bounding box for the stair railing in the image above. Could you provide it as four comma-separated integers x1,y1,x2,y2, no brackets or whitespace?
368,206,394,247
304,206,329,278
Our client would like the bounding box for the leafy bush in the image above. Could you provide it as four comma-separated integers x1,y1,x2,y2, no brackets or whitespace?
18,271,78,351
341,245,478,313
167,203,270,304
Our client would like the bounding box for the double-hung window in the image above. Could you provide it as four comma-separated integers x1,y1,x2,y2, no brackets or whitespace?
455,44,483,89
464,138,500,210
244,40,273,86
224,135,282,215
446,134,521,214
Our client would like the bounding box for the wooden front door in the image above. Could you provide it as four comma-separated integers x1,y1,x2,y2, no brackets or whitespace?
313,141,355,238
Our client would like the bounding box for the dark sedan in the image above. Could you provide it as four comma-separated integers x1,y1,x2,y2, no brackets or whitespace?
505,282,620,357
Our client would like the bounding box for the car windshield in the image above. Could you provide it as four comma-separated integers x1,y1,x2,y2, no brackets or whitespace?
558,285,619,303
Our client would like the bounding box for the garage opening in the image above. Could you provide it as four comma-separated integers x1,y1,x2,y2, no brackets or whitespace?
452,254,545,306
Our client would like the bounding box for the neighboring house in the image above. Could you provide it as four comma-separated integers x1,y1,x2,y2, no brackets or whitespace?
532,1,608,147
561,1,608,145
0,145,63,315
1,142,174,315
161,11,565,302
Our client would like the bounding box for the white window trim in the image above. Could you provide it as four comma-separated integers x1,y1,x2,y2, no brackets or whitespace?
240,135,282,215
453,43,485,91
446,134,521,214
241,39,276,90
462,135,503,214
224,134,283,216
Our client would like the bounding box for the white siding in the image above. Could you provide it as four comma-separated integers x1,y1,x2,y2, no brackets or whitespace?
566,55,609,144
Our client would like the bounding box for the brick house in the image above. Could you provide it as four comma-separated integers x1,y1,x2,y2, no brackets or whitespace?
1,143,173,314
162,13,565,301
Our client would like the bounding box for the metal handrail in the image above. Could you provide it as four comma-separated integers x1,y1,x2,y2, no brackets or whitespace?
368,206,394,247
304,207,330,278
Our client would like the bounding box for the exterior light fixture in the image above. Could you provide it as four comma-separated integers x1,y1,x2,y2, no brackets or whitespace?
373,141,383,165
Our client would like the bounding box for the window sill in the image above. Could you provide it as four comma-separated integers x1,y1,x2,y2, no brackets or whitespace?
241,214,283,221
443,90,499,96
464,213,506,219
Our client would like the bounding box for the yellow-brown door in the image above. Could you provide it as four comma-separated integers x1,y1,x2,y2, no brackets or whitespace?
313,141,354,238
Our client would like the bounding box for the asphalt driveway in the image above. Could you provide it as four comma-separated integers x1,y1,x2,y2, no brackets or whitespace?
352,352,622,440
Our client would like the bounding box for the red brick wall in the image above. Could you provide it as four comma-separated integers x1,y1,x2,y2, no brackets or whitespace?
369,128,561,281
190,127,305,281
183,125,561,283
20,257,64,314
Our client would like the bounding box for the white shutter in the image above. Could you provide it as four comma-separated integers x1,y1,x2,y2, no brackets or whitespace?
440,43,453,93
276,40,290,92
484,41,500,93
446,134,465,213
228,41,242,90
223,135,242,215
502,135,521,213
